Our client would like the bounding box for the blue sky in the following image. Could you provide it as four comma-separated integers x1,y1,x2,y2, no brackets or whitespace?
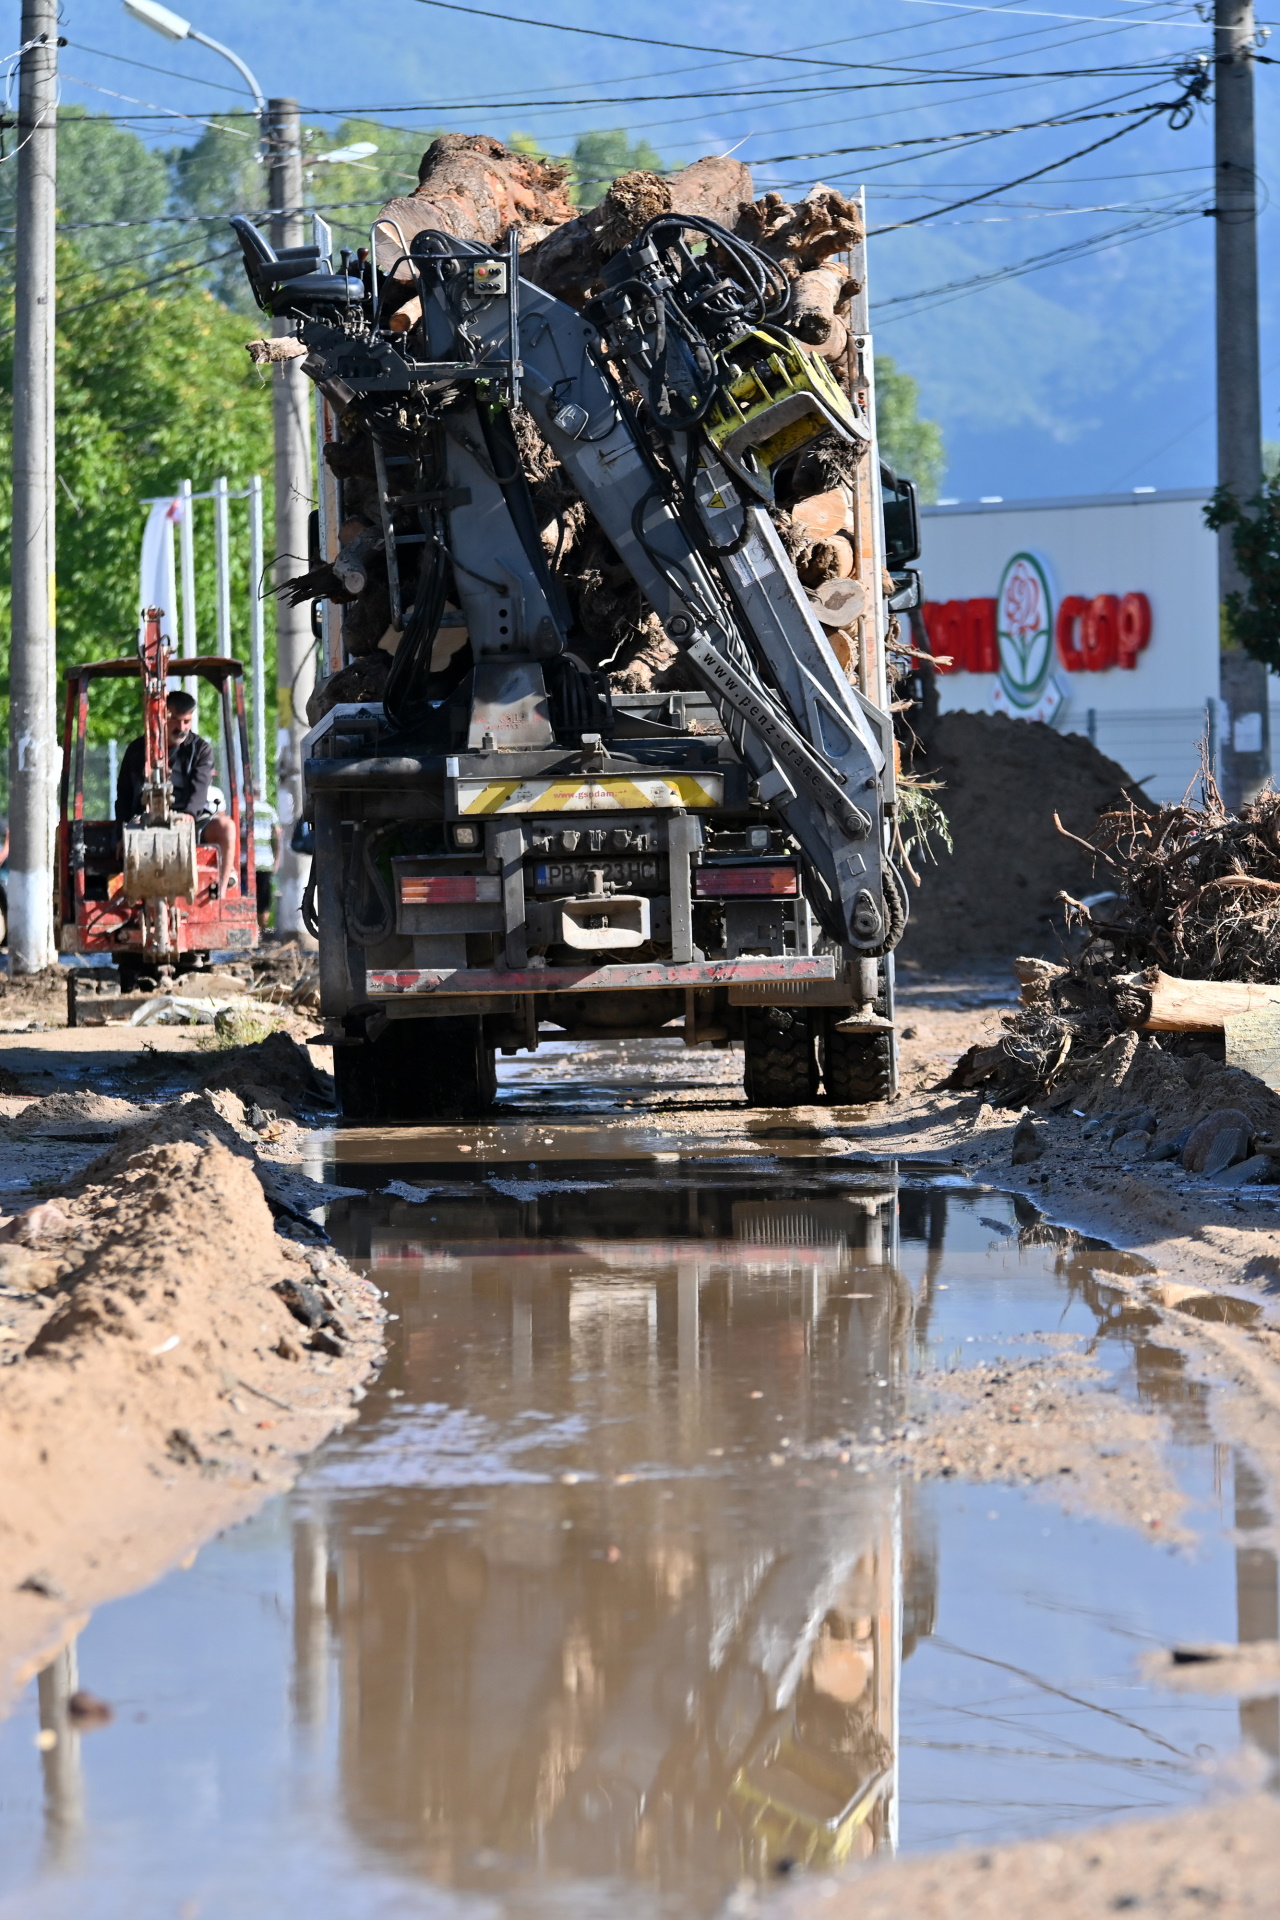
48,0,1280,500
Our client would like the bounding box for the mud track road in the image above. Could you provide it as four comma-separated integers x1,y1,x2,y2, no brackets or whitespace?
0,966,1277,1917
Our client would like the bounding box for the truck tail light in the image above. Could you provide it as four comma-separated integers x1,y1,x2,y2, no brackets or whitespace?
694,866,798,898
399,874,501,905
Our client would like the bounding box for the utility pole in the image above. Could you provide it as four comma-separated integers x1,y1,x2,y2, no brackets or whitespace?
1215,0,1270,810
267,97,315,938
8,4,58,974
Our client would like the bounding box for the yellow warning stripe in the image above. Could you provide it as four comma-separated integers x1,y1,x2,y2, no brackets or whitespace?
457,774,723,815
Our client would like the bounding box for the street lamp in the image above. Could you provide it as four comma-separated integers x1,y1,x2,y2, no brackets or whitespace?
121,0,266,114
122,1,316,937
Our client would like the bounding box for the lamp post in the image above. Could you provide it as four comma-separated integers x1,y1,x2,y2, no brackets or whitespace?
121,0,265,112
122,4,315,935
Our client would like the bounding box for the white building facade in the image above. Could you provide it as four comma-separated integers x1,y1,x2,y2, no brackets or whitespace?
917,488,1259,804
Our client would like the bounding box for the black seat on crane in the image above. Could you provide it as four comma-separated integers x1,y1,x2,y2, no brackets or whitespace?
230,215,364,316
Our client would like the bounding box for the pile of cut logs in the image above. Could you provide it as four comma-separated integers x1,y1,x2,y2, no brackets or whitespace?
292,134,896,718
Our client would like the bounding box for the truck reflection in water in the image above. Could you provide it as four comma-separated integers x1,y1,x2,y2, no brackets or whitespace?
313,1170,938,1902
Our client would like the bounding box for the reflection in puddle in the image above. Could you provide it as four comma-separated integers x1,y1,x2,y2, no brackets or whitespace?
0,1166,1273,1918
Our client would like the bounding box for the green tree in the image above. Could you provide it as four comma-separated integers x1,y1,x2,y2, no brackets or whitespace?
0,243,276,784
163,116,263,311
0,107,170,291
1204,482,1280,671
569,130,664,208
875,354,945,502
301,119,440,261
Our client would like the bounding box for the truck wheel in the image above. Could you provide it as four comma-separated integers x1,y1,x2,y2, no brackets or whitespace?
332,1040,380,1121
334,1018,496,1123
823,1022,896,1105
742,1007,819,1107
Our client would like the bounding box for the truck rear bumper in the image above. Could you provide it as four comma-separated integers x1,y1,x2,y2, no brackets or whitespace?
366,957,838,996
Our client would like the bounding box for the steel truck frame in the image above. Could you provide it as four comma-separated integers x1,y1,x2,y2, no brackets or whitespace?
231,195,921,1119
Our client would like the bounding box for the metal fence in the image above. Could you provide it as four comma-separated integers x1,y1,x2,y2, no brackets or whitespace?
1067,704,1219,806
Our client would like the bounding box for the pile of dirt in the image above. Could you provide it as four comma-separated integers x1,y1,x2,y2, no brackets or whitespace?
900,711,1139,968
76,1089,255,1182
199,1030,334,1121
0,1136,384,1712
0,1091,144,1139
775,1791,1276,1920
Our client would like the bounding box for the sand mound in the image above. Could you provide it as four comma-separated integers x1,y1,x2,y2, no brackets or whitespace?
0,1091,145,1137
199,1030,334,1120
76,1090,254,1182
0,1138,384,1709
902,711,1140,968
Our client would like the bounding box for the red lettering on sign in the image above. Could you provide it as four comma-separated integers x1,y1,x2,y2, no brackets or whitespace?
922,599,997,674
924,593,1152,672
966,598,998,673
1055,596,1089,672
1082,594,1118,670
1117,592,1151,668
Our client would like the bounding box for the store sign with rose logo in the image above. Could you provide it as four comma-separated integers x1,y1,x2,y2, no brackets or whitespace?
992,551,1063,724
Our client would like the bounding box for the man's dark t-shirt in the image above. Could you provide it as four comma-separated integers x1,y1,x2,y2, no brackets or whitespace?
116,733,215,823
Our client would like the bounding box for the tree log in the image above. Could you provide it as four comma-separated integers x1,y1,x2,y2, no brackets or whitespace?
789,487,853,541
788,264,853,346
522,155,753,305
736,185,864,274
370,142,864,315
1115,968,1280,1032
372,133,576,272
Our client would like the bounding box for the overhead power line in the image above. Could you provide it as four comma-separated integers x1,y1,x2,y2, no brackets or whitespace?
877,203,1202,319
403,0,1181,82
870,61,1208,232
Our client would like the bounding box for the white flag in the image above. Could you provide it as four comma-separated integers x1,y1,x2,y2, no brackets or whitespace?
138,497,182,650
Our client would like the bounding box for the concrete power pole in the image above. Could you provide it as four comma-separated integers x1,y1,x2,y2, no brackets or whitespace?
8,3,58,974
1215,0,1270,811
267,97,315,937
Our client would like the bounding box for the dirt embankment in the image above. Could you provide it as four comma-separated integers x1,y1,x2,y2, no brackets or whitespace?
807,1346,1190,1540
900,711,1137,969
775,1790,1276,1920
0,1016,384,1715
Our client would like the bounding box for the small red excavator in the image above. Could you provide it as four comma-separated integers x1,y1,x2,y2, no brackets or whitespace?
57,608,259,996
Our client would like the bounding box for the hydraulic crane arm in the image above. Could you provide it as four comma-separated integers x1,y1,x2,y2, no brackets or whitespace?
231,207,907,959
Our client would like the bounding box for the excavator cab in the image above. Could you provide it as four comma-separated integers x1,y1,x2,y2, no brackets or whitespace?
57,629,259,993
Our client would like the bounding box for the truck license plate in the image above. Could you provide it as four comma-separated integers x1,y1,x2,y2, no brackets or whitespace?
533,858,665,892
456,773,723,815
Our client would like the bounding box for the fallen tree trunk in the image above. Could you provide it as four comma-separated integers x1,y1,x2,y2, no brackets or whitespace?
1113,968,1280,1032
522,155,753,305
372,132,576,271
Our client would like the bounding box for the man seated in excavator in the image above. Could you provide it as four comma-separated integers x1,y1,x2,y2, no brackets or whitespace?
115,689,238,897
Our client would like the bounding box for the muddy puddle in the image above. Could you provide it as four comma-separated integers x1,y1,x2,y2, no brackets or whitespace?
0,1133,1275,1918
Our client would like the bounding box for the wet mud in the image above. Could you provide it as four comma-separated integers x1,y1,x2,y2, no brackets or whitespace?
0,1135,1274,1919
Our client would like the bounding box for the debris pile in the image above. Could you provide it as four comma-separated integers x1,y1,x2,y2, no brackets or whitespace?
945,776,1280,1171
1064,775,1280,983
297,135,887,719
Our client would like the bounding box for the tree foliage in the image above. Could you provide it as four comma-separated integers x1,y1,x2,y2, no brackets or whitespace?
567,131,665,208
875,354,946,502
0,244,275,761
1204,482,1280,671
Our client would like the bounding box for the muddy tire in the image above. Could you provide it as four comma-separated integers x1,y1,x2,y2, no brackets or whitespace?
823,1022,896,1105
741,1007,819,1107
335,1018,496,1122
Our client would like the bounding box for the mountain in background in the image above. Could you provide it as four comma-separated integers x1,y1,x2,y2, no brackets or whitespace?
46,0,1280,500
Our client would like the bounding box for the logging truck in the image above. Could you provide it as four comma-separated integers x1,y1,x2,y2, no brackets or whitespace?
231,146,920,1119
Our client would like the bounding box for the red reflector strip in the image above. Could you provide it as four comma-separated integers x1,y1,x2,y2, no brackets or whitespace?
399,874,501,905
694,866,798,898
